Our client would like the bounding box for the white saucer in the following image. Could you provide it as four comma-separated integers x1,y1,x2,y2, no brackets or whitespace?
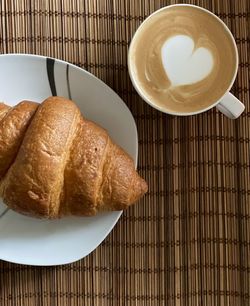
0,54,138,266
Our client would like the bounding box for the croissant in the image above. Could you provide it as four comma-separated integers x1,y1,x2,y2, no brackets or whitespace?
0,97,147,218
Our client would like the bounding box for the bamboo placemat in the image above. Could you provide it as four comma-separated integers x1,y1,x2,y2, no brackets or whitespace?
0,0,249,305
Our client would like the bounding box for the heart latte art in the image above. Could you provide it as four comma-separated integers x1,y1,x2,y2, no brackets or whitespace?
129,6,237,113
161,35,214,86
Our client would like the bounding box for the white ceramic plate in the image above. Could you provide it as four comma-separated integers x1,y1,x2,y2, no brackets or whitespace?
0,54,138,266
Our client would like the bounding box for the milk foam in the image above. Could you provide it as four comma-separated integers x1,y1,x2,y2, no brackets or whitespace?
161,35,214,86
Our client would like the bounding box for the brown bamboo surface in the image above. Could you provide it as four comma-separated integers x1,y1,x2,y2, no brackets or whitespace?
0,0,249,305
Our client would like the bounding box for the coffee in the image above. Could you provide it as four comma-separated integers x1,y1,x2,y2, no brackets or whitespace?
128,5,237,114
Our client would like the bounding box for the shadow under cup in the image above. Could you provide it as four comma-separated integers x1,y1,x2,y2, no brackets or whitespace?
128,4,239,116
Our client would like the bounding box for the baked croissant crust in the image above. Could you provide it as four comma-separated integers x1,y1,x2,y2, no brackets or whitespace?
0,97,147,218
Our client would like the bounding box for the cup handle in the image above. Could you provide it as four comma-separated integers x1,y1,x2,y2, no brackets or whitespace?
216,92,245,119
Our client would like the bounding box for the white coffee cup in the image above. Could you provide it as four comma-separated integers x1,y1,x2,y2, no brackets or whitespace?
128,4,245,119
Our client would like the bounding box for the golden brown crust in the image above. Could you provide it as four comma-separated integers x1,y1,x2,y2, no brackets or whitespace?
0,103,11,121
100,143,148,211
63,119,110,216
0,97,148,218
1,97,81,218
0,101,38,178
